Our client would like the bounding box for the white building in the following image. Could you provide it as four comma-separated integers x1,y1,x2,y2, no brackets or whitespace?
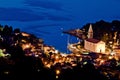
84,38,105,53
84,24,106,53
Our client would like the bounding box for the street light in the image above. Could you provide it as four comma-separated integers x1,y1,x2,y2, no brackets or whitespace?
56,69,61,79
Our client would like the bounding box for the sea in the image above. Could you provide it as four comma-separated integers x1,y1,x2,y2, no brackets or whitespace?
0,21,81,54
31,26,80,53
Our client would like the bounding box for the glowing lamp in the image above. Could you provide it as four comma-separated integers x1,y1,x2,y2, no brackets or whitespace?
56,69,60,75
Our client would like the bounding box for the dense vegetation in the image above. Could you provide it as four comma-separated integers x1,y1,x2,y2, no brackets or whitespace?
81,20,120,41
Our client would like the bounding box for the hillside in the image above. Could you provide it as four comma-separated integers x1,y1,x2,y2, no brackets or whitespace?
81,20,120,40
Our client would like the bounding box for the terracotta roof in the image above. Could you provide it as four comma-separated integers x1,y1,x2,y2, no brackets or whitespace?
86,38,100,43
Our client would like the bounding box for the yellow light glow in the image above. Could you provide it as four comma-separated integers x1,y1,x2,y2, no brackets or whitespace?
100,60,105,65
21,32,30,37
25,45,30,48
46,64,51,68
44,61,47,65
22,43,31,50
96,42,105,53
110,51,115,56
72,63,77,66
108,56,113,59
55,55,59,59
56,69,60,75
56,75,58,79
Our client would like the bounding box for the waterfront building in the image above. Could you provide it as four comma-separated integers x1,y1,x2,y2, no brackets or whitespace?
84,38,105,53
84,24,105,53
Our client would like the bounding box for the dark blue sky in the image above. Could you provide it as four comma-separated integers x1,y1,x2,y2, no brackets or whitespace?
0,0,120,53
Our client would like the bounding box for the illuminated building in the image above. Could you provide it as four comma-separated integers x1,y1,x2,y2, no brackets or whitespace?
84,24,106,53
84,38,105,53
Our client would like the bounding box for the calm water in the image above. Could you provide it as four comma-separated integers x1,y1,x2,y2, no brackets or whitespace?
0,21,81,53
31,26,79,53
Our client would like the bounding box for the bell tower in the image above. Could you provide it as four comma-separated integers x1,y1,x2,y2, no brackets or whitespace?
88,24,93,39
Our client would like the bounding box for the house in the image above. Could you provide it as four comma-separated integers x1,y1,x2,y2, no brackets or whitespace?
84,38,105,53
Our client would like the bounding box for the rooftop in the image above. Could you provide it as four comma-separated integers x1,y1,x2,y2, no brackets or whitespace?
86,38,100,43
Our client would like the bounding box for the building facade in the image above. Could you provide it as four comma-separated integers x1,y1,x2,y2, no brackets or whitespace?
84,38,105,53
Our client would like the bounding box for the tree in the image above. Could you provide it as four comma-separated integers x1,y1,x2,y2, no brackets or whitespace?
101,33,109,43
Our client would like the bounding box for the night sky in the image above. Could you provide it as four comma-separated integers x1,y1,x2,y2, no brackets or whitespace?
0,0,120,53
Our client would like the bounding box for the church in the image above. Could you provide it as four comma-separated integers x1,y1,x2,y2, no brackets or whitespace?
84,24,105,53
